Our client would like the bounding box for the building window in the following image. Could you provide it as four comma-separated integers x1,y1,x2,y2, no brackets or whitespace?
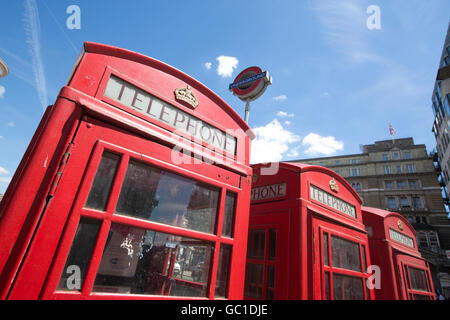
335,160,341,165
387,197,397,209
428,232,440,248
393,152,399,160
350,159,360,164
396,181,406,189
417,232,428,247
412,197,422,209
408,180,418,189
352,182,362,191
395,165,402,173
349,168,361,177
404,152,412,160
406,164,416,173
382,154,389,161
385,181,394,189
415,215,427,224
384,166,392,174
399,197,409,208
417,231,440,249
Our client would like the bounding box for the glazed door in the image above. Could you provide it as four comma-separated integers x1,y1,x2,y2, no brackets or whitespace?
8,115,242,299
396,255,435,300
312,218,372,300
244,213,288,299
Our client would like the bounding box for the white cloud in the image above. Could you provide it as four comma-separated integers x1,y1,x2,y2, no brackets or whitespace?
272,94,287,101
250,119,300,164
287,146,300,158
0,177,11,183
0,166,9,175
7,121,14,127
216,55,238,78
24,0,48,110
277,111,294,118
284,120,291,126
302,133,344,156
0,85,5,98
204,62,212,70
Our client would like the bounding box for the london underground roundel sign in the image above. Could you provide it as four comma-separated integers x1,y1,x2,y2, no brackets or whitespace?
229,66,272,102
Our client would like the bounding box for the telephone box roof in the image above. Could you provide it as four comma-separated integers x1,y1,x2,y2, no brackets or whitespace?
83,41,255,139
362,206,417,236
252,161,362,204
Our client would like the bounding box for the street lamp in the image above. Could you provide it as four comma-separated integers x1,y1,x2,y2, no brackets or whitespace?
0,58,9,79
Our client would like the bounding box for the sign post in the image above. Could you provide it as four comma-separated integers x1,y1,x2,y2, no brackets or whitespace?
229,66,272,123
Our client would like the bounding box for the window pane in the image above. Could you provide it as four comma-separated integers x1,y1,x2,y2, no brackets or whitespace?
247,229,265,259
58,218,102,291
93,223,214,297
331,236,361,272
400,197,409,207
413,197,422,209
332,274,364,300
388,197,397,209
268,229,276,260
215,244,232,298
85,152,120,211
409,267,428,291
116,160,219,234
222,192,236,238
266,265,275,300
323,233,329,266
324,272,330,300
361,245,367,272
244,263,264,298
397,181,406,189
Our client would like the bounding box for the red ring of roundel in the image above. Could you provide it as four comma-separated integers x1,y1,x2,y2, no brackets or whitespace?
232,66,263,96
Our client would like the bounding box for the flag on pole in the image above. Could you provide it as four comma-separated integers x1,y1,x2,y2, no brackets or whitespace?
389,123,395,143
389,123,394,136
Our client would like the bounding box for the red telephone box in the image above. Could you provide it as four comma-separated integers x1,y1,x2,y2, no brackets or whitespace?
361,206,435,300
0,42,254,300
245,162,374,300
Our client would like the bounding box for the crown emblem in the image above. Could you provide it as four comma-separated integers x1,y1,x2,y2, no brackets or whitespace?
398,220,404,231
174,85,198,108
329,178,339,193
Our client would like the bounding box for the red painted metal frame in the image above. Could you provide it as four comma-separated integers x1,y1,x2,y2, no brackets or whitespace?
247,162,373,300
312,218,372,300
361,206,435,300
0,42,253,300
244,212,290,300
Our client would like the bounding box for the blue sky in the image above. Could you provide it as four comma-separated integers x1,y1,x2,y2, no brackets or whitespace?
0,0,449,193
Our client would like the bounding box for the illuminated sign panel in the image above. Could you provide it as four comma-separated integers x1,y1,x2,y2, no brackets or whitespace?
251,182,286,202
104,75,237,155
389,229,415,248
310,184,356,218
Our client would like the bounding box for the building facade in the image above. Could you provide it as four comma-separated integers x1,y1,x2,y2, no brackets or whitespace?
432,22,450,209
293,138,450,297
